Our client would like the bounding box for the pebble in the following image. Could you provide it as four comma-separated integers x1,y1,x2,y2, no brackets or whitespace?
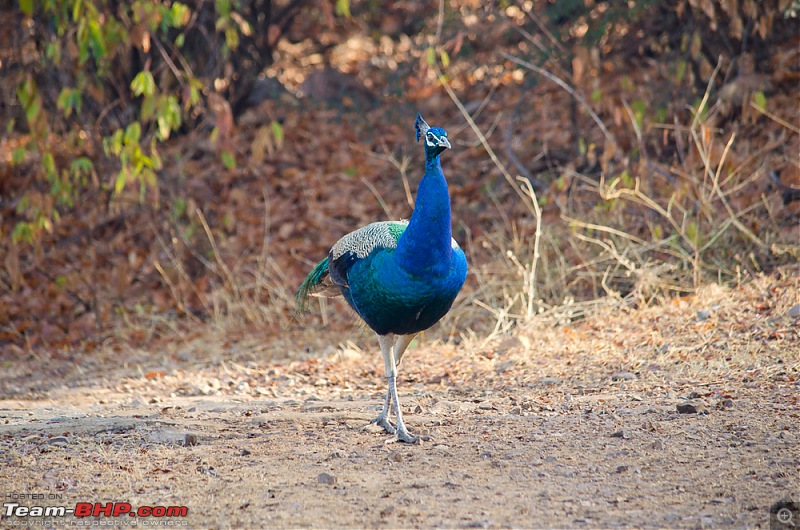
616,465,629,473
696,310,711,321
387,451,403,462
538,377,563,386
47,436,69,447
720,398,734,409
184,433,199,446
676,401,707,414
788,304,800,318
611,430,632,439
317,472,336,485
239,448,251,456
651,439,665,450
611,371,637,381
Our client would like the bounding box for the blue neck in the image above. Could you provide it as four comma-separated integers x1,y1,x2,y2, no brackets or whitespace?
395,154,453,274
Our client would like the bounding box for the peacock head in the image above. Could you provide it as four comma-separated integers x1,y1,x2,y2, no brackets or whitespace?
415,113,451,158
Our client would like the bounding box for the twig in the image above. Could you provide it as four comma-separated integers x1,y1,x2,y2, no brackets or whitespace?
361,177,393,219
749,101,800,135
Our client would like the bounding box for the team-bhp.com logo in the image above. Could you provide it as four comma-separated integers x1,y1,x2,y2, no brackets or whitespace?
3,501,188,521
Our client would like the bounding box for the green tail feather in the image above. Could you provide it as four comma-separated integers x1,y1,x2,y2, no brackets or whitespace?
295,257,330,312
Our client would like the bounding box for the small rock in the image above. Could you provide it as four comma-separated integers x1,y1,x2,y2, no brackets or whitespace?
464,520,491,529
611,430,632,439
687,391,702,399
651,440,665,450
720,398,734,409
538,377,562,386
510,406,522,415
788,304,800,318
478,402,496,410
616,465,629,473
413,404,423,414
198,466,218,476
387,451,403,463
47,436,69,447
239,448,251,456
676,401,707,414
184,433,199,446
317,472,336,485
696,310,711,321
611,371,637,381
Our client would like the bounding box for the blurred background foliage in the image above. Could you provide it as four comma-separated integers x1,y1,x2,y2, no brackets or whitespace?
0,0,797,352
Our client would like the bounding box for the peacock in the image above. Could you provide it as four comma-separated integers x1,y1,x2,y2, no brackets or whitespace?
296,113,468,443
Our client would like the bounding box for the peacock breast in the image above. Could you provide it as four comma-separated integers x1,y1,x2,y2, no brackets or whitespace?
346,248,467,336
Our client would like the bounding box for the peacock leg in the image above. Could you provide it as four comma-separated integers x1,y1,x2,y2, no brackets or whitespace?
387,334,419,443
393,333,418,367
366,334,396,434
387,371,417,443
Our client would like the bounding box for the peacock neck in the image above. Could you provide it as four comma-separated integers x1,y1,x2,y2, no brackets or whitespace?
395,154,453,275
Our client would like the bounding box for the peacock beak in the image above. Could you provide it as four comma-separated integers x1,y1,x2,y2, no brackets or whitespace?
439,137,451,149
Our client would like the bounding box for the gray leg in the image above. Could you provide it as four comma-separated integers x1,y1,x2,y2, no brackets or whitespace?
367,334,396,434
387,334,419,443
387,370,418,443
393,333,417,367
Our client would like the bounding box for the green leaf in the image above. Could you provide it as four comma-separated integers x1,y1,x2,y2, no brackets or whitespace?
590,88,602,103
72,0,83,21
175,33,185,47
675,59,687,84
57,88,80,117
131,71,156,97
172,197,187,219
12,147,26,164
335,0,351,17
631,99,646,128
141,94,157,121
124,122,141,145
752,91,767,111
104,129,123,156
440,50,450,68
619,170,633,188
42,152,56,178
45,41,61,63
169,3,191,27
271,120,284,147
70,157,93,175
25,97,40,123
12,222,34,244
686,221,701,247
220,150,236,170
426,47,436,66
88,18,106,59
114,168,127,195
156,95,181,140
20,0,34,16
224,27,239,50
216,0,231,17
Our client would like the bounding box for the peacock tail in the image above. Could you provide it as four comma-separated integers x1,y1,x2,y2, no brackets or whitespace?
294,256,331,312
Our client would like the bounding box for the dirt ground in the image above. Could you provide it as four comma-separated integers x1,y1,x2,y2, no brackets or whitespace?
1,269,798,529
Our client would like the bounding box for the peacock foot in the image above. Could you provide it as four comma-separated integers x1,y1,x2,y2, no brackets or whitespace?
386,427,419,444
367,415,396,435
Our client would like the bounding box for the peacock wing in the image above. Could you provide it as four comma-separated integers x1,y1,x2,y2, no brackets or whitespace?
328,221,408,288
